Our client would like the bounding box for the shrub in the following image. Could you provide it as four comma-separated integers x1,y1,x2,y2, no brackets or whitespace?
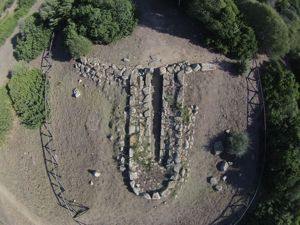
72,0,137,44
7,63,46,129
64,22,92,58
225,131,249,157
0,87,13,144
236,59,251,77
14,15,52,62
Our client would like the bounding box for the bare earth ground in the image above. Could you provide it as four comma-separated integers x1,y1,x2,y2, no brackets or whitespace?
0,0,261,225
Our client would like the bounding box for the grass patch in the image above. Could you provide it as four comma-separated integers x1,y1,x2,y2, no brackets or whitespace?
0,87,13,144
7,62,46,129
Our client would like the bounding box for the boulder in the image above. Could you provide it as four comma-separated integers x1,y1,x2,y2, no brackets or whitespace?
133,187,140,195
120,165,126,172
122,57,130,63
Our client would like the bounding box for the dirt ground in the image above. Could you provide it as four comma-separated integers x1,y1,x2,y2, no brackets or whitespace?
0,0,261,225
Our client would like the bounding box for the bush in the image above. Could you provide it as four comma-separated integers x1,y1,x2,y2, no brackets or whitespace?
7,63,46,129
64,22,92,58
14,15,52,62
72,0,137,44
225,131,249,157
0,87,13,144
236,59,251,77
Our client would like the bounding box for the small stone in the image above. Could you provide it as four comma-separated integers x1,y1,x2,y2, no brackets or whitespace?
89,180,94,186
152,192,161,200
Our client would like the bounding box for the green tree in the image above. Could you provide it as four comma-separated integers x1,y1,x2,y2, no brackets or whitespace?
238,0,290,58
64,22,92,58
186,0,257,60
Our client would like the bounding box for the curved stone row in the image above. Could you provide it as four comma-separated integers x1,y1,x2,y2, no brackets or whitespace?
73,58,215,200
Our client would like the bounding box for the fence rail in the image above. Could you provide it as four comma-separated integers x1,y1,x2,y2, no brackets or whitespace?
40,34,90,225
209,59,267,225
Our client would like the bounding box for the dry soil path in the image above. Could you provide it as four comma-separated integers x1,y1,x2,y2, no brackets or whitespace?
0,183,46,225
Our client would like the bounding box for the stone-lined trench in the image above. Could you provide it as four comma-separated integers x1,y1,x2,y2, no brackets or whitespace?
73,58,216,200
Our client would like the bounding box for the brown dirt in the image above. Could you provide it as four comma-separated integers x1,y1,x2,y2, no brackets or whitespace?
0,0,262,224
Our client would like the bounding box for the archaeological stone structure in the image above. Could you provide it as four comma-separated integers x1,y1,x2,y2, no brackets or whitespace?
73,58,216,200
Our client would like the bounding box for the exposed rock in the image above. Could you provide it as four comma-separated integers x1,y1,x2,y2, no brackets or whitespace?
152,192,161,200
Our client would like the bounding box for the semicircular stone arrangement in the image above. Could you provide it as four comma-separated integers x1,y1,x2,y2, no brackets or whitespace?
73,58,216,200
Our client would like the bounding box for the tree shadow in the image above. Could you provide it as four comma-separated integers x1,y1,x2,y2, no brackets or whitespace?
134,0,208,48
51,31,72,62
